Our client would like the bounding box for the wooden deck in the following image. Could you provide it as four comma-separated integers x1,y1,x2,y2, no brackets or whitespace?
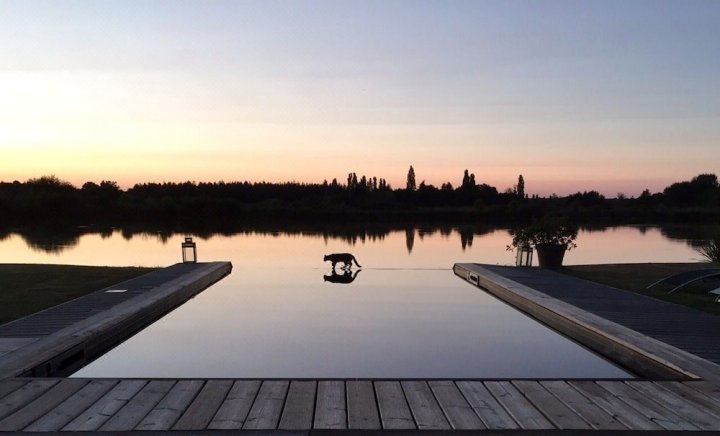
1,377,720,431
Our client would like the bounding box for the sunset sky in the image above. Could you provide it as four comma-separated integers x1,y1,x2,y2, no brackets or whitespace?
1,0,718,196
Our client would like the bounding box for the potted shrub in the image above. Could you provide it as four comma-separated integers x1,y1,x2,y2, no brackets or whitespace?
508,217,578,268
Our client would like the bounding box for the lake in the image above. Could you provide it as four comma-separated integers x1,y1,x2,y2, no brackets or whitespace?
0,224,709,378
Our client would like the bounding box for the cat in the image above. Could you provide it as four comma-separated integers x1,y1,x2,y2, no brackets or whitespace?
323,253,362,269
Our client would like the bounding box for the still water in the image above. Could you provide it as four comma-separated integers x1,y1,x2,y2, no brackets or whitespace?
0,225,705,378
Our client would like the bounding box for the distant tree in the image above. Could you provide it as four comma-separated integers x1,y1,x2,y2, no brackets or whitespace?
663,173,719,206
461,170,476,189
517,174,525,198
406,165,416,191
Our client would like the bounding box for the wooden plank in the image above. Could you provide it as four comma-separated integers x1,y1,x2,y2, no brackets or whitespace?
0,378,87,431
683,380,720,404
0,379,57,421
597,381,698,430
513,380,590,430
428,380,484,430
456,381,518,430
347,380,380,429
659,381,720,418
173,379,232,430
24,380,117,432
209,380,261,430
136,380,204,430
374,381,415,430
0,380,27,400
626,381,720,431
62,379,146,431
242,380,289,430
569,381,661,430
99,380,175,431
485,381,553,430
401,380,450,430
278,381,315,430
313,380,346,429
540,381,626,430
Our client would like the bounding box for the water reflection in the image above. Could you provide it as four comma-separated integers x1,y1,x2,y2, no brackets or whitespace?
323,269,362,285
0,223,713,266
3,223,499,255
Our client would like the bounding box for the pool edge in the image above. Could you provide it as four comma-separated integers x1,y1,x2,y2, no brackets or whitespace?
0,261,232,379
453,263,720,383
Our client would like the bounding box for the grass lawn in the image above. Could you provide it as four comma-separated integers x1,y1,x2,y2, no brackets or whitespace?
0,264,157,325
561,262,720,316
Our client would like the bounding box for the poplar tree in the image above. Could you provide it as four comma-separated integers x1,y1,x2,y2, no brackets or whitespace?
517,174,525,198
406,165,416,191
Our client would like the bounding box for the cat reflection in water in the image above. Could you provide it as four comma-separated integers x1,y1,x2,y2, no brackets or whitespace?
323,268,361,284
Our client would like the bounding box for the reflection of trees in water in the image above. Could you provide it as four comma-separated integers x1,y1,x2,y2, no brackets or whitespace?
0,228,11,243
659,224,720,249
8,222,517,255
459,229,473,251
575,223,719,250
19,228,82,254
405,228,415,253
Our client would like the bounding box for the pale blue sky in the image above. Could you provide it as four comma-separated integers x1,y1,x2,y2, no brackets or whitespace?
1,0,718,195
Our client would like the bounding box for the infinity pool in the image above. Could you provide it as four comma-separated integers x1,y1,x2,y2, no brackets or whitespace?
73,266,631,379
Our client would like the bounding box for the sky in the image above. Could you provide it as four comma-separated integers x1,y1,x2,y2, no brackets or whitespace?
1,0,719,196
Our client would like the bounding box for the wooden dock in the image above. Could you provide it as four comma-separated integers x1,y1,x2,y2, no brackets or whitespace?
1,377,720,431
1,263,720,432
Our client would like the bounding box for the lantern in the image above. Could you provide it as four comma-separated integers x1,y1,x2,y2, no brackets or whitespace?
515,244,533,267
181,237,197,263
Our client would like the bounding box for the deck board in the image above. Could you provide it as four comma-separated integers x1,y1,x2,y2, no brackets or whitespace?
278,381,315,430
62,379,147,431
136,379,204,430
456,381,518,430
513,380,591,430
24,380,117,432
346,380,380,429
429,380,484,430
313,380,346,429
0,379,58,422
658,381,720,418
0,378,87,431
242,380,289,430
569,381,663,431
173,380,232,430
401,380,450,430
597,380,698,431
374,381,415,430
485,381,553,430
540,380,626,430
625,381,720,431
0,380,27,400
209,380,261,430
99,380,174,431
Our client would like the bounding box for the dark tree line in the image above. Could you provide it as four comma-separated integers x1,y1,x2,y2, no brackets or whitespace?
1,171,719,227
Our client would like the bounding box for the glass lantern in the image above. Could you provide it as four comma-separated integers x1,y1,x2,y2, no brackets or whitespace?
181,237,197,263
515,244,533,267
